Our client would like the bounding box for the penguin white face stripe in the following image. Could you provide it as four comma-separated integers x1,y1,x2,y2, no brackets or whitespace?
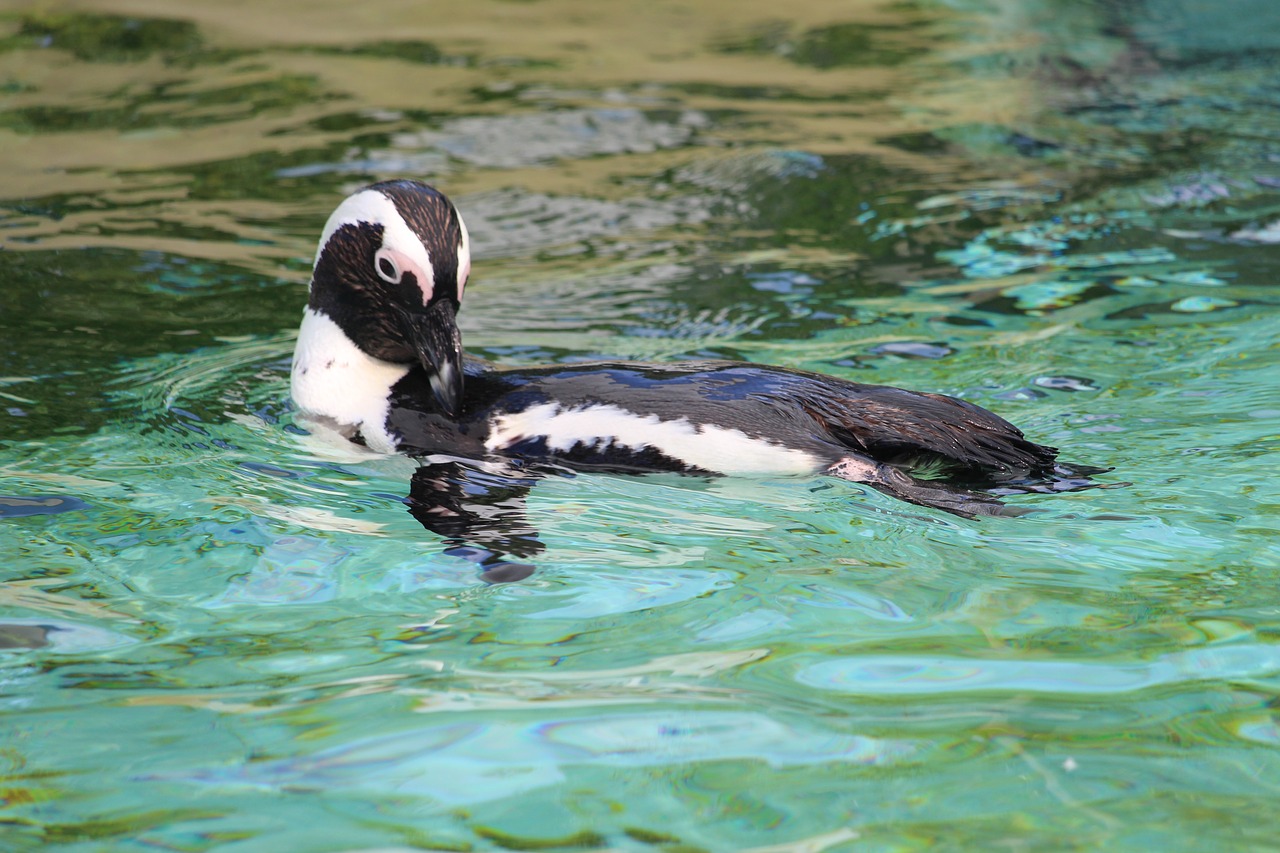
456,212,471,299
484,403,822,475
314,189,437,306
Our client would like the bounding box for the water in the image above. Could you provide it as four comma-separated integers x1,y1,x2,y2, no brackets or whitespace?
1,0,1279,849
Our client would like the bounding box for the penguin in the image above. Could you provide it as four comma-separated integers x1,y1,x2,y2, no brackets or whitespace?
291,180,1102,580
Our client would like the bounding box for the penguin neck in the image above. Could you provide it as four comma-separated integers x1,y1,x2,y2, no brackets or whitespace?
290,307,410,453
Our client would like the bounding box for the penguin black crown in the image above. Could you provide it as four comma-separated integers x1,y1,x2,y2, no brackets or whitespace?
292,180,1103,580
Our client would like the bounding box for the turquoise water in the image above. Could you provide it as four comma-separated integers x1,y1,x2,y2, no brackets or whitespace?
2,1,1279,849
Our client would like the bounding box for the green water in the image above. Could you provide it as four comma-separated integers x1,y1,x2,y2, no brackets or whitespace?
1,0,1279,849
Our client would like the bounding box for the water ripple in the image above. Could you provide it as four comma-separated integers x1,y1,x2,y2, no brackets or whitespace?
182,710,916,805
797,644,1280,696
524,569,735,620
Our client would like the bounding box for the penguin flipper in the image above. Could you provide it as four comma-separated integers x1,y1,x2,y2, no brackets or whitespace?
825,455,1029,519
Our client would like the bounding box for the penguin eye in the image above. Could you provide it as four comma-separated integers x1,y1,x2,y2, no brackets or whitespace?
374,249,402,284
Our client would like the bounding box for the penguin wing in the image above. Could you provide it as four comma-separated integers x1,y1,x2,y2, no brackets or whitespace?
783,382,1059,482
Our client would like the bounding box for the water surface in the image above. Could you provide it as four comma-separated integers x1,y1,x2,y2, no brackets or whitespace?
1,0,1279,850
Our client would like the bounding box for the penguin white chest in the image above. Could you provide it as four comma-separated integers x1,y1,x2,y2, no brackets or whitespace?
291,308,409,453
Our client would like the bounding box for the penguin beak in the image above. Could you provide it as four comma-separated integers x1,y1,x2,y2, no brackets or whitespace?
403,299,463,418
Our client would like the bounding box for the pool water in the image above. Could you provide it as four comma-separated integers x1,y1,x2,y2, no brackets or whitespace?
2,1,1279,849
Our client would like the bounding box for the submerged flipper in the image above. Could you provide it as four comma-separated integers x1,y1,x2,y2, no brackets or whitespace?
407,460,545,582
825,455,1029,519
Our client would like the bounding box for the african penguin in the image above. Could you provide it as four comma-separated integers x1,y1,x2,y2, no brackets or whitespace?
290,180,1102,577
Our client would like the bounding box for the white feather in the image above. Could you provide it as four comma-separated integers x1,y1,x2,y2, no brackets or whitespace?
485,403,821,475
291,308,407,453
456,212,472,297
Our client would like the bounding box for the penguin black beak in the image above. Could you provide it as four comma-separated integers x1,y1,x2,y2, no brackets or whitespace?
402,299,464,418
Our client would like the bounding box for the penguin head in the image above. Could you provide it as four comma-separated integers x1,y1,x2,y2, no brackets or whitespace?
305,179,471,417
